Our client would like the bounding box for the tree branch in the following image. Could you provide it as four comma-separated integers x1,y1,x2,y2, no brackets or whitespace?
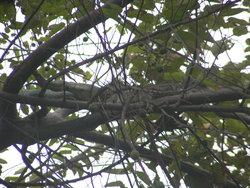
0,111,119,150
155,87,250,106
0,87,249,111
75,131,238,187
0,0,133,120
3,0,133,94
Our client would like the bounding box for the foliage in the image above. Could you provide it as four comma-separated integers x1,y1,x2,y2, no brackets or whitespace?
0,0,249,187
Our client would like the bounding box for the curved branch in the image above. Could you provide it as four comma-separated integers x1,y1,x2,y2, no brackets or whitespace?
0,0,240,120
1,111,119,150
217,112,250,126
3,0,133,94
3,0,240,95
1,86,248,150
155,87,250,107
0,87,249,111
75,131,238,187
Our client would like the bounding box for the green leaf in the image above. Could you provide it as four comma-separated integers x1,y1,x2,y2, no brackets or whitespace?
224,119,247,135
126,8,138,18
0,2,16,23
244,46,250,52
0,158,7,164
227,17,248,26
74,138,85,145
59,150,72,155
169,160,182,177
211,39,233,58
105,181,125,187
5,176,19,182
49,138,58,146
152,180,164,188
136,171,150,186
48,23,65,36
73,67,85,75
52,154,64,162
1,32,9,39
143,0,155,10
62,144,79,151
219,8,247,17
163,72,184,82
233,26,248,36
23,41,30,50
246,38,250,45
211,163,227,185
130,149,140,160
133,0,155,10
13,47,20,59
14,167,26,175
20,104,29,115
184,173,213,188
83,71,92,81
105,168,127,174
176,30,197,53
145,161,157,173
139,13,155,22
102,3,122,21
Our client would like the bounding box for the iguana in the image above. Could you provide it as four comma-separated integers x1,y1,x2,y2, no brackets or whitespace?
19,89,75,99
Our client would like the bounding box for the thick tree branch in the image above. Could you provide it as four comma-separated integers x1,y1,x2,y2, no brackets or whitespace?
3,0,133,94
0,0,134,121
1,86,249,150
169,105,250,114
217,112,250,125
155,87,250,106
0,91,89,109
0,0,240,121
0,87,249,110
0,0,134,147
2,0,239,95
0,111,120,150
75,131,238,187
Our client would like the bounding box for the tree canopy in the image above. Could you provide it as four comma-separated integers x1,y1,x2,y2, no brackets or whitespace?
0,0,249,187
